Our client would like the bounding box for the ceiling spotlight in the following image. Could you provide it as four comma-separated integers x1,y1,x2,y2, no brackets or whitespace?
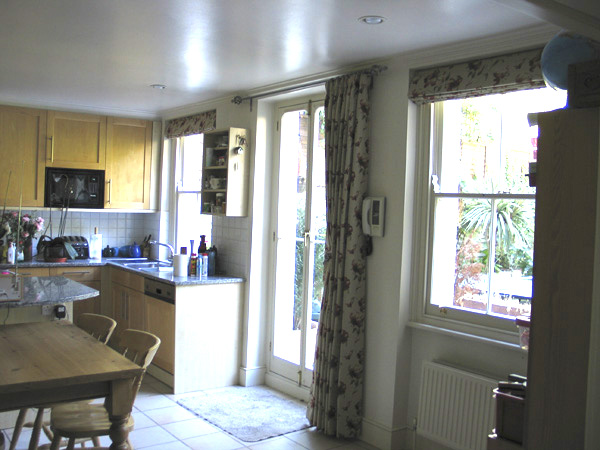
150,84,166,90
359,15,385,25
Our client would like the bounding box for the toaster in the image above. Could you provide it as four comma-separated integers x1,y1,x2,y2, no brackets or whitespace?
61,236,90,259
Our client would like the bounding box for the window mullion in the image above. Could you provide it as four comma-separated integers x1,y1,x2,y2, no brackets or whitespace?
487,198,498,315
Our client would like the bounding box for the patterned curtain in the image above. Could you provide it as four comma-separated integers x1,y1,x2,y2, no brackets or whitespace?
164,109,217,138
307,72,372,438
408,48,545,104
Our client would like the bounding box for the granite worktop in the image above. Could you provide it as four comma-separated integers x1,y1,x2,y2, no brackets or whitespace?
0,276,99,307
0,258,244,287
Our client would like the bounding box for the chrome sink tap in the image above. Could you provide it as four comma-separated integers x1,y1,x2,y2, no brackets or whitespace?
149,240,175,265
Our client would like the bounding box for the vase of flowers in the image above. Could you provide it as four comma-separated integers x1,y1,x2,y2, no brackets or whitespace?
0,212,44,262
0,211,18,262
18,213,44,261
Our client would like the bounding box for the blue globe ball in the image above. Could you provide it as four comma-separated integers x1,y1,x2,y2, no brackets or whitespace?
541,31,600,90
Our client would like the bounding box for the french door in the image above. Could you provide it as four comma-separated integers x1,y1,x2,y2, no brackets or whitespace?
270,98,326,388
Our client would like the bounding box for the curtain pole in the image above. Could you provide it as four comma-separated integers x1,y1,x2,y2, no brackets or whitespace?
231,64,387,111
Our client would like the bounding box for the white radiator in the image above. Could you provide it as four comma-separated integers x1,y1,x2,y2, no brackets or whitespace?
417,361,497,450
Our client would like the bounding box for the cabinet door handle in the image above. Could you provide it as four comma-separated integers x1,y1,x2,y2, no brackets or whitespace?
107,179,112,204
48,136,54,162
62,271,90,275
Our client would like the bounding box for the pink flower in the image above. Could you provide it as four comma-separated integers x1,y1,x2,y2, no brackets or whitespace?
22,216,30,223
22,231,29,238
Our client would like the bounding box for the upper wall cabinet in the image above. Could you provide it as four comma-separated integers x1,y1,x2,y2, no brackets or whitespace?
46,111,106,170
105,117,153,210
0,106,47,207
201,127,249,217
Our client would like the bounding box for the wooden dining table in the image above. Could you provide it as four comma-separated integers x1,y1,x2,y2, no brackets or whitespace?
0,321,143,450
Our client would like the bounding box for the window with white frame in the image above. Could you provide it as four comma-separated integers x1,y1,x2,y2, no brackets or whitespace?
422,87,567,330
174,134,212,254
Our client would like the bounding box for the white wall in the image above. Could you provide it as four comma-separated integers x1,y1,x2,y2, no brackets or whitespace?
361,24,559,450
156,23,561,450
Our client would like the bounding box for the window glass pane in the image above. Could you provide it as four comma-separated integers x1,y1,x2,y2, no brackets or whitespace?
175,192,212,254
428,87,565,324
490,198,534,317
438,89,567,195
180,134,204,191
431,197,489,312
174,134,212,256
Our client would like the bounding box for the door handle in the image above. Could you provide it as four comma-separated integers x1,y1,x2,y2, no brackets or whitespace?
107,179,112,204
48,136,54,162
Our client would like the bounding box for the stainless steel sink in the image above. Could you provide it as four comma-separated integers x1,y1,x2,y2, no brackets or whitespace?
123,261,171,269
139,266,173,273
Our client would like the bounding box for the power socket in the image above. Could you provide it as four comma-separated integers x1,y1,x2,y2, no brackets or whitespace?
54,305,67,319
42,305,53,316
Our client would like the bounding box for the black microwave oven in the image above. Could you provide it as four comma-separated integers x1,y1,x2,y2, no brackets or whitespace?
44,168,105,209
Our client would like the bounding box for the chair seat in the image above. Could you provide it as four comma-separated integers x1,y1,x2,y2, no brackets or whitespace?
51,401,134,438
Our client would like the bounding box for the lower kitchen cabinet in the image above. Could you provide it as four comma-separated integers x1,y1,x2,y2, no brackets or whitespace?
110,267,145,338
145,295,175,374
108,266,244,394
49,266,101,324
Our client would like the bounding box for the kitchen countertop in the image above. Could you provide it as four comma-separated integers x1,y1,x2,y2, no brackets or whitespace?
0,276,99,307
0,258,244,287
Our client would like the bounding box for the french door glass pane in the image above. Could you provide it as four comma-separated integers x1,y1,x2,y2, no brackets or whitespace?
273,110,308,365
305,106,326,370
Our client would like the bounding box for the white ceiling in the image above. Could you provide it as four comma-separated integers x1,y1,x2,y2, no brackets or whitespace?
0,0,598,118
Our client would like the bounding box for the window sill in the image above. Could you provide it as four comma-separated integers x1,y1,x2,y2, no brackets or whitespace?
407,320,524,352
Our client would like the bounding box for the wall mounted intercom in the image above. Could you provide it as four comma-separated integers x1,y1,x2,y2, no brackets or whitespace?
362,196,385,237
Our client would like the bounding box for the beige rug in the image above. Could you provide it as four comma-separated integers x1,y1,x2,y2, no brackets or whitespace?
177,385,311,442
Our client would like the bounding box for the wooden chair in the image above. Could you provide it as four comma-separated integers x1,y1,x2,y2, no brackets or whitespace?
48,329,161,450
9,314,116,450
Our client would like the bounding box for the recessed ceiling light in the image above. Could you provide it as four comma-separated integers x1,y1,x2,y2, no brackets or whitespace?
150,84,166,90
359,15,385,25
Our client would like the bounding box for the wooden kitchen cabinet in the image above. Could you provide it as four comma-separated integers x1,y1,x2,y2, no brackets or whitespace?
110,267,145,338
46,111,106,170
17,268,50,277
49,266,101,324
525,107,599,449
201,127,249,217
0,105,47,207
105,117,153,209
145,295,175,374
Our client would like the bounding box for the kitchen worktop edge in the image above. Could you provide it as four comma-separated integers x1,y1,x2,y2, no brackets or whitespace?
0,258,245,286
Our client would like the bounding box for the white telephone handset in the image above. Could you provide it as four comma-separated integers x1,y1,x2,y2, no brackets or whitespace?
362,196,385,237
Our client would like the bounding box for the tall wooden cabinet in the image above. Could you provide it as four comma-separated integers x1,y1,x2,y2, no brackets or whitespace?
46,111,106,170
105,117,153,209
0,106,47,207
525,107,599,449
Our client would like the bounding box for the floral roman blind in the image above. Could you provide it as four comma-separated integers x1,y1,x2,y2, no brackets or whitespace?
408,48,546,105
164,109,217,138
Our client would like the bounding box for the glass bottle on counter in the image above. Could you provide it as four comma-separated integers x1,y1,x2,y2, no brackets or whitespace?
6,241,15,264
189,253,198,276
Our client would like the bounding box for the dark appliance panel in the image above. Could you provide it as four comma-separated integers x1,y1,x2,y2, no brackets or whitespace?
45,168,105,209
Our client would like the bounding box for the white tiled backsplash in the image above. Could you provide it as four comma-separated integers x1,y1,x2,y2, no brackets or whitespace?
211,215,250,278
21,210,160,257
17,210,248,278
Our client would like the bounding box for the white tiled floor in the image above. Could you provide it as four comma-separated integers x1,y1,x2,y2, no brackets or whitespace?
1,375,381,450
